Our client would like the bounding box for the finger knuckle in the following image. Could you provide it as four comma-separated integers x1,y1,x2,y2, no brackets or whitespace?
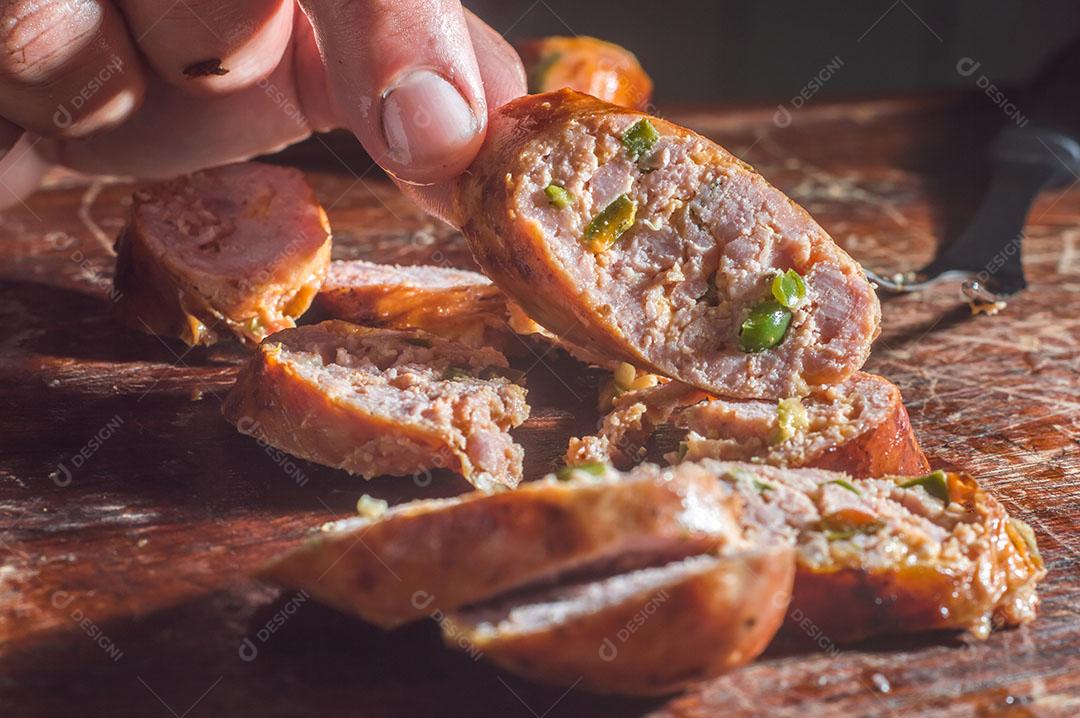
0,0,106,85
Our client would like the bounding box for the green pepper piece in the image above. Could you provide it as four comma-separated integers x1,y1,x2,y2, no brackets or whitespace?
827,478,862,495
544,183,572,209
752,479,774,493
244,316,264,337
621,119,660,162
899,469,950,504
676,441,689,461
403,336,432,348
771,269,807,309
772,397,808,445
479,366,528,384
583,194,637,253
1007,518,1041,562
555,462,608,480
738,299,792,352
720,467,756,484
719,468,773,492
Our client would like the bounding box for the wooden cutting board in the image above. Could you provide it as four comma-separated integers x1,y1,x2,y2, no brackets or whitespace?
1,94,1078,717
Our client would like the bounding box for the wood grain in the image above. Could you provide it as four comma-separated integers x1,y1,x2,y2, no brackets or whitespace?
1,93,1078,717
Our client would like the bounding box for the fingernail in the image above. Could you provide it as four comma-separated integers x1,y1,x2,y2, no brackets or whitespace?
381,69,479,173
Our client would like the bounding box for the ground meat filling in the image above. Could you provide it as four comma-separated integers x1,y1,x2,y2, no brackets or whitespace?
260,323,529,489
692,460,1044,637
514,112,875,397
676,374,895,466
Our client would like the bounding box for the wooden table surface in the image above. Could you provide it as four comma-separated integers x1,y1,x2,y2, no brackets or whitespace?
1,93,1078,717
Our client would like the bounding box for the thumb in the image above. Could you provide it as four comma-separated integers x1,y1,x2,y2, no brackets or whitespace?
298,0,486,185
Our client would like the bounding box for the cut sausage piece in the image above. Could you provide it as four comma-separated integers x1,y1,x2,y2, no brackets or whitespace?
315,259,618,365
456,91,881,398
674,372,930,477
113,162,332,346
314,259,530,353
693,460,1046,641
261,463,747,628
519,36,653,110
221,321,529,492
262,460,1043,692
569,372,928,477
567,379,709,468
444,548,794,696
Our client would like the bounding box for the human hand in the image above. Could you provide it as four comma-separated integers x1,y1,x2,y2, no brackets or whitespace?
0,0,526,223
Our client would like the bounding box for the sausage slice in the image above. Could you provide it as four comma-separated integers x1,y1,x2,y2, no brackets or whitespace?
314,259,532,353
315,258,621,365
456,91,880,398
519,36,653,110
568,372,929,477
261,460,1043,692
262,463,746,628
221,321,529,491
443,547,794,696
675,372,929,476
267,460,1042,641
694,460,1046,641
113,162,332,345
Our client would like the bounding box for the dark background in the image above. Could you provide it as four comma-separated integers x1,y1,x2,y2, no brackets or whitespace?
469,0,1079,104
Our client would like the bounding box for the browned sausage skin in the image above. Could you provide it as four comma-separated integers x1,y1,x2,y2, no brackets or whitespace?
262,463,748,629
113,162,331,346
263,460,1043,694
518,36,654,110
314,260,521,352
456,91,880,399
222,321,529,491
445,547,794,696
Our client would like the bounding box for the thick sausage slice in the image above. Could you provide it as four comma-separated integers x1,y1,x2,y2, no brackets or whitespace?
675,372,929,476
695,460,1046,641
444,547,794,696
456,91,880,398
315,259,619,365
113,162,332,346
314,259,534,353
261,460,1043,692
519,36,653,110
262,464,746,628
568,372,929,477
221,321,529,491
